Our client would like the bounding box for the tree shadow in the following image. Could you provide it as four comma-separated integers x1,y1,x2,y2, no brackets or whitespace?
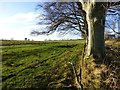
100,44,120,89
93,43,120,89
75,40,120,89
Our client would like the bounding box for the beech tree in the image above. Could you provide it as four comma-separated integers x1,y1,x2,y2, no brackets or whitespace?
78,1,107,59
31,1,120,59
32,2,88,38
79,1,120,59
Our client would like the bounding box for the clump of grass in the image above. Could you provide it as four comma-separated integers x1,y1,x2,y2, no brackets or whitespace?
78,56,102,88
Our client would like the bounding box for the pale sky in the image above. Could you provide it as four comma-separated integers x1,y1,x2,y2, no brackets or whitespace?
0,1,119,41
0,2,80,41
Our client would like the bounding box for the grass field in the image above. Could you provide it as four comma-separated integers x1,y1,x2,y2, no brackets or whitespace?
1,40,85,89
1,39,120,89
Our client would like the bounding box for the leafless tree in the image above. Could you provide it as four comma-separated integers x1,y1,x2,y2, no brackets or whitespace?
31,2,88,38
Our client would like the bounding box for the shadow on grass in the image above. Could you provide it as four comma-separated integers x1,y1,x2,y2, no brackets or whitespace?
90,44,120,89
74,40,120,89
100,45,120,89
2,44,81,89
56,44,78,48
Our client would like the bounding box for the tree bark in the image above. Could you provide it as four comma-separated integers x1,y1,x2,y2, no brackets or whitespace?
81,2,107,59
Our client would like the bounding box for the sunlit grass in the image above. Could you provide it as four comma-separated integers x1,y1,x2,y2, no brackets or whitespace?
2,40,85,89
2,39,119,89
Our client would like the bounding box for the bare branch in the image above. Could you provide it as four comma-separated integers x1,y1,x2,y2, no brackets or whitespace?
31,2,87,39
106,23,120,34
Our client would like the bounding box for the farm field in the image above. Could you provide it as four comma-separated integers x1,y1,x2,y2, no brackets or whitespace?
1,40,85,89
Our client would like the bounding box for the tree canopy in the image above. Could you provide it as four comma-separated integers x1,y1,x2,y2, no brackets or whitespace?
31,1,120,38
31,2,88,38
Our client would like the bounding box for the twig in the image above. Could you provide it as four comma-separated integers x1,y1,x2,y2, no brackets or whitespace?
68,62,83,90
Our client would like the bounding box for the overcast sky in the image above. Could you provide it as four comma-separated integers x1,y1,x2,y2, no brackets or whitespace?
0,2,80,41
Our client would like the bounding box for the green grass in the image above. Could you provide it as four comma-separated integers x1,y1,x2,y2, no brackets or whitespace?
1,40,85,89
1,39,120,89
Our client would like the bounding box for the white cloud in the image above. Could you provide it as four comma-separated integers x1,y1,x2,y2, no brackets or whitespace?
0,12,80,41
0,12,40,24
0,12,49,41
12,12,42,23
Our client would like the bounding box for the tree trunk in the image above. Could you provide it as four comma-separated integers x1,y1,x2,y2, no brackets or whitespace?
83,2,106,59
